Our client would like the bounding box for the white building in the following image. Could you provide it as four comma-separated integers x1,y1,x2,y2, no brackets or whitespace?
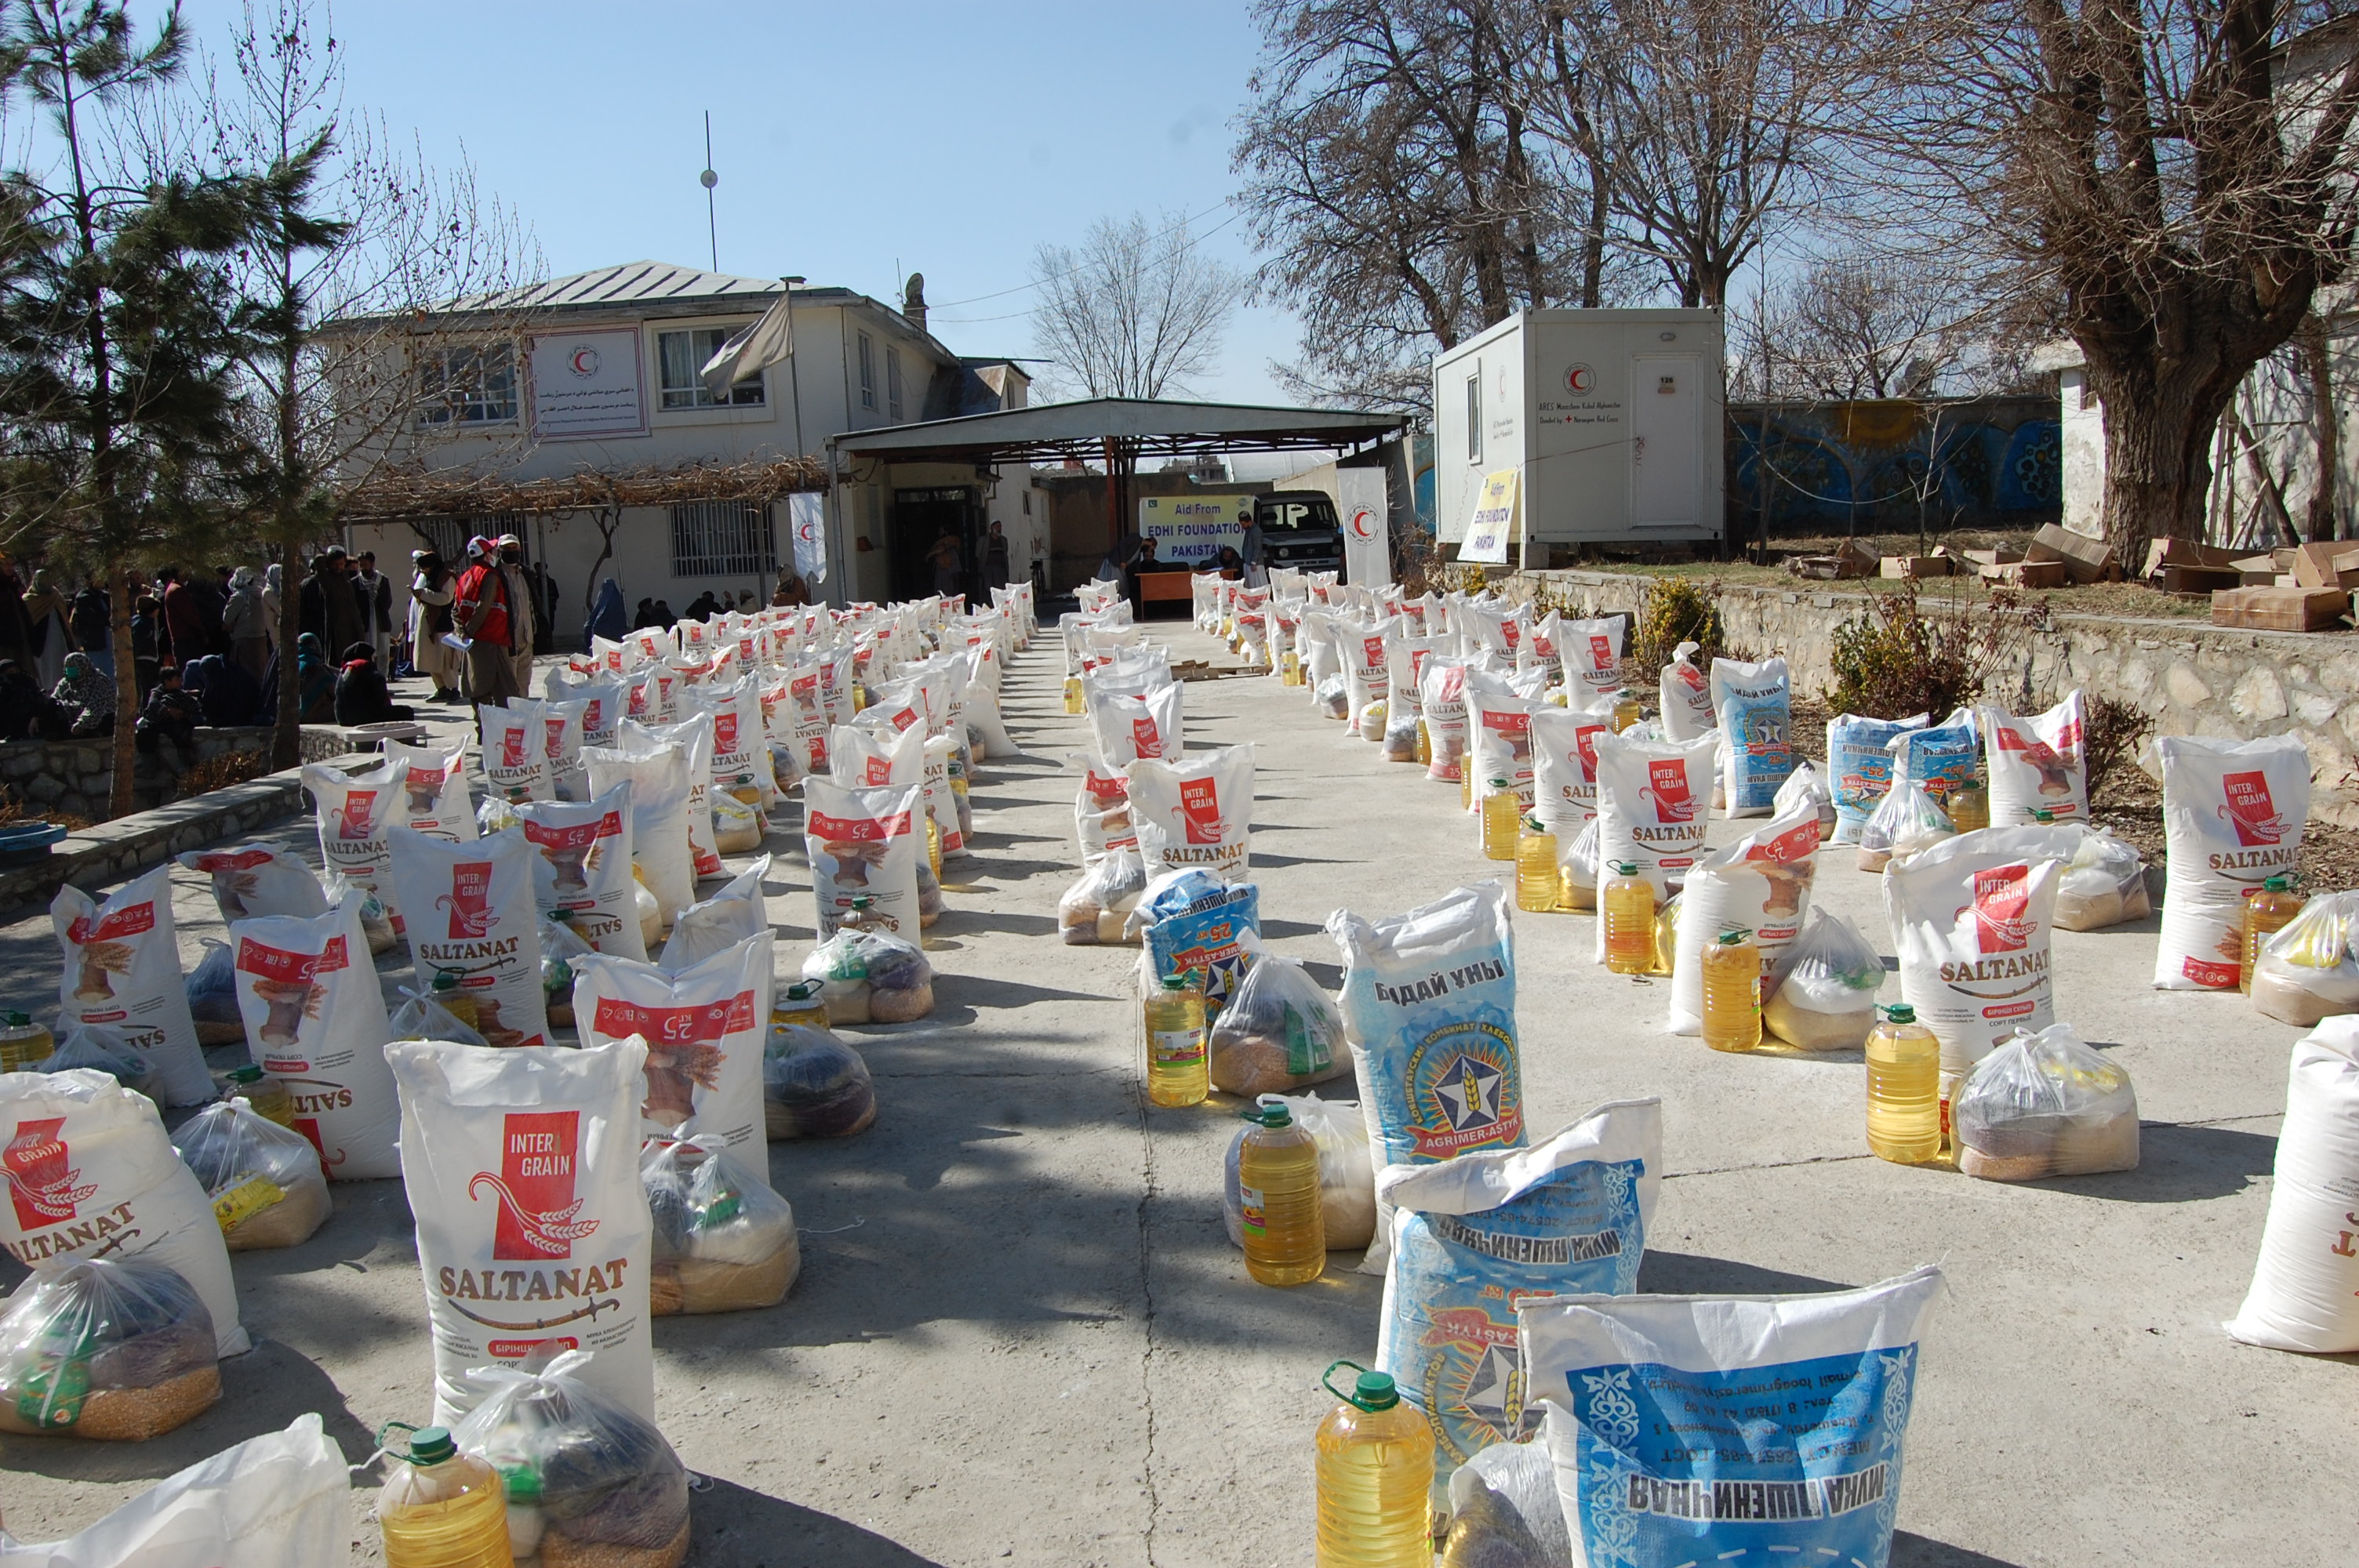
342,261,1045,641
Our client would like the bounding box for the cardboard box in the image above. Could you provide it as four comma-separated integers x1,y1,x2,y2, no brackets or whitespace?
2209,586,2354,632
2160,563,2245,596
2291,541,2359,589
2027,524,2121,583
1979,559,2069,588
2139,537,2242,579
1881,555,1954,580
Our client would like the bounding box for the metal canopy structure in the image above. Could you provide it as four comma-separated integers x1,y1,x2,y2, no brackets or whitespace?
828,396,1405,466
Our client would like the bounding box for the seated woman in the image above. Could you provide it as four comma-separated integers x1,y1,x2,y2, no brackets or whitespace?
51,652,117,737
295,633,336,723
334,640,414,724
183,653,264,728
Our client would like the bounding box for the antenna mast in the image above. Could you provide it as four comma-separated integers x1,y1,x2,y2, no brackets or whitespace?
700,111,719,272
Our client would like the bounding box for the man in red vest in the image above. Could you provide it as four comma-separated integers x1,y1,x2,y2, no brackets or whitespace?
453,535,519,711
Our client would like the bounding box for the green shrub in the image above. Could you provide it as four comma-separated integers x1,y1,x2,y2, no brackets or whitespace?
1826,580,2025,719
2080,693,2155,805
1633,578,1725,673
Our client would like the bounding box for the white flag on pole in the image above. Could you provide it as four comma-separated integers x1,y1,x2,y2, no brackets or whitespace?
1339,468,1392,585
700,292,794,400
790,492,827,585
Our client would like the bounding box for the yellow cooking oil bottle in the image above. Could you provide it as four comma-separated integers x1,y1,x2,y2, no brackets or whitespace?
1315,1363,1433,1568
227,1063,296,1128
1414,718,1430,766
1063,675,1085,713
1700,927,1763,1053
1945,776,1990,833
1612,688,1641,733
1143,970,1209,1108
1515,818,1559,913
1865,1003,1942,1163
1602,861,1655,975
378,1424,514,1568
1480,779,1518,861
0,1011,53,1072
1238,1103,1325,1286
2241,875,2305,995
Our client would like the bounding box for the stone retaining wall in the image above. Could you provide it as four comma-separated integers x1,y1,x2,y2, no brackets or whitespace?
0,726,357,822
1504,568,2359,828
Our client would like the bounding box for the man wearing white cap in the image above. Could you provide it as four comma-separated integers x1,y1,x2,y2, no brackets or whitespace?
496,534,535,695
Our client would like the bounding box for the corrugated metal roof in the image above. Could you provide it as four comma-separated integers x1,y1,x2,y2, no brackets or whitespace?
831,397,1405,462
493,260,784,310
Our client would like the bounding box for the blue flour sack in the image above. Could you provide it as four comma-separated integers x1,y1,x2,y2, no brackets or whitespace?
1520,1265,1943,1568
1140,876,1260,1011
1329,881,1525,1274
1376,1102,1662,1470
1891,712,1981,813
1708,657,1797,817
1826,713,1928,842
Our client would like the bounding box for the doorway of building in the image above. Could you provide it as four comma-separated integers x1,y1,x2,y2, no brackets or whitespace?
890,486,980,601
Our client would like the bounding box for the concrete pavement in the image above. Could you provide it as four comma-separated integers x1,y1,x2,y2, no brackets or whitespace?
0,626,2337,1567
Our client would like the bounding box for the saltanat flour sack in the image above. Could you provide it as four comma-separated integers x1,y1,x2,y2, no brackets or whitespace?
1590,730,1720,961
481,699,554,803
1659,641,1717,741
386,825,550,1050
1466,687,1540,822
1667,803,1822,1035
0,1068,249,1356
51,866,213,1106
514,785,647,962
385,1036,655,1425
1376,1100,1661,1470
1884,826,2078,1061
1709,655,1797,815
2227,1016,2359,1353
1126,743,1255,884
1980,691,2088,825
2155,733,2311,990
1558,615,1627,704
383,741,478,844
1519,1265,1943,1568
583,736,695,926
1328,881,1526,1275
635,715,722,881
802,779,924,940
1420,655,1470,782
178,843,329,924
1070,752,1140,865
300,754,404,921
227,889,401,1178
572,932,772,1160
1529,701,1616,847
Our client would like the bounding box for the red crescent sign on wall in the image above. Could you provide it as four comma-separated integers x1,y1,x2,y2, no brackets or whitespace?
1348,507,1377,541
1565,363,1596,394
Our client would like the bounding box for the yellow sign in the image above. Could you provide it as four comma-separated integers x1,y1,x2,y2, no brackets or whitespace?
1460,469,1519,564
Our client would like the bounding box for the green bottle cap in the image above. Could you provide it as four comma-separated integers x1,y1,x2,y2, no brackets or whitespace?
1525,818,1546,833
0,1011,28,1028
851,896,872,909
1491,778,1510,788
1161,973,1190,991
1718,927,1750,945
2033,808,2054,822
783,980,823,1003
1351,1370,1399,1410
498,1464,543,1504
1614,861,1638,876
1883,1004,1917,1023
2264,875,2291,891
408,1425,456,1465
229,1065,262,1083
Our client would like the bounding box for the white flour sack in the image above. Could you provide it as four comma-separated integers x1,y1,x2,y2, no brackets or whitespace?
1519,1265,1944,1568
1884,826,2078,1059
383,741,478,843
385,1036,654,1425
1591,731,1720,954
481,699,554,803
804,779,924,940
52,867,213,1106
1375,1100,1662,1470
0,1069,248,1356
1659,640,1717,741
831,715,925,789
1558,614,1626,703
2155,733,2310,990
300,755,404,917
1980,691,2088,825
1530,702,1615,845
923,734,969,859
387,825,550,1050
1710,655,1797,815
634,715,722,880
229,891,400,1179
177,842,329,924
572,933,772,1159
661,855,770,972
1466,687,1539,819
1668,804,1823,1034
692,676,770,807
1328,881,1526,1275
1421,655,1470,782
583,735,695,925
2227,1017,2359,1352
1070,752,1140,865
1341,616,1398,727
1126,743,1255,884
550,670,628,749
1086,682,1185,769
515,786,647,962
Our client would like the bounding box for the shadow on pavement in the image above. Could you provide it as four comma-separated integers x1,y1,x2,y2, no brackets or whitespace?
1892,1532,2031,1567
1636,1251,1855,1294
2009,1119,2276,1204
689,1477,951,1567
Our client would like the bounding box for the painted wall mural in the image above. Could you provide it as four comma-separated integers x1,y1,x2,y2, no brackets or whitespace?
1726,397,2062,532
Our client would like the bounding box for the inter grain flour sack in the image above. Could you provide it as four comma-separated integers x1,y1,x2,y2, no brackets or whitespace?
1127,743,1254,884
2156,733,2310,990
0,1069,247,1356
1520,1265,1943,1568
228,889,400,1179
481,699,554,803
1420,655,1470,782
387,825,550,1049
1558,615,1625,703
1885,826,2078,1061
514,785,646,962
51,867,213,1106
1591,731,1719,959
1530,700,1616,843
572,933,772,1160
1659,641,1717,741
386,1036,655,1425
1329,881,1525,1274
1376,1101,1661,1468
583,735,695,926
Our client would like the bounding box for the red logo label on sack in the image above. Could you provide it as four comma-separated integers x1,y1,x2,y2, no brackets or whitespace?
1645,760,1696,822
591,989,758,1045
715,713,740,755
887,706,920,732
500,727,529,769
442,862,495,938
2220,770,2284,846
1503,619,1521,652
1573,721,1607,779
1481,708,1530,737
5,1117,93,1230
65,902,155,946
627,683,650,716
235,935,348,982
1179,777,1223,844
863,755,895,786
336,790,380,840
522,812,620,852
808,808,913,842
474,1110,595,1261
1132,716,1164,760
190,849,273,872
1747,819,1821,865
1970,865,2034,953
543,717,569,758
1587,633,1612,670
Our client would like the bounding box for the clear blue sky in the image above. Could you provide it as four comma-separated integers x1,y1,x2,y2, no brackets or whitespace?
175,0,1299,407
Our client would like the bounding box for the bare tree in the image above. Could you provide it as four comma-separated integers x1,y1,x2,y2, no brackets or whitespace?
1027,210,1243,401
1731,254,1978,398
1891,0,2359,557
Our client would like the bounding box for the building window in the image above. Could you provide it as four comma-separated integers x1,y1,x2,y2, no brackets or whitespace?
670,500,774,577
887,347,904,421
1465,370,1481,463
858,332,875,410
418,344,518,426
657,328,765,410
